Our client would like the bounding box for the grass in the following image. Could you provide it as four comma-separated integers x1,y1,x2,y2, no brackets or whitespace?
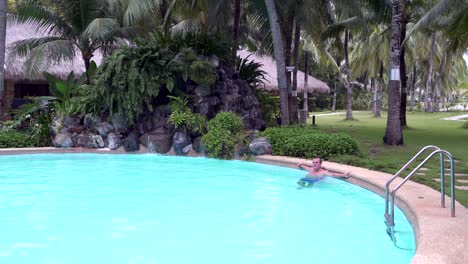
311,111,468,207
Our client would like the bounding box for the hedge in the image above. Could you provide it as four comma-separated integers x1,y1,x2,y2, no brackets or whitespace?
262,127,359,159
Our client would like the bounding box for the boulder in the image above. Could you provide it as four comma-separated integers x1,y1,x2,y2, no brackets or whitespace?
50,115,63,137
139,131,172,154
112,113,128,133
249,137,272,155
75,134,105,148
192,136,204,153
63,116,81,128
106,133,123,150
95,122,114,137
124,131,140,152
53,129,73,148
172,131,192,155
83,114,103,130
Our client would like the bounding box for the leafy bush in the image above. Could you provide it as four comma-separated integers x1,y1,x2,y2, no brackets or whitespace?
89,42,217,125
168,96,207,134
262,127,359,159
202,112,243,159
207,111,243,134
256,90,279,127
0,131,35,148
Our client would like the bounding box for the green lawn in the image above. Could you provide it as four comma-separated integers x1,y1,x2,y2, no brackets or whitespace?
312,111,468,207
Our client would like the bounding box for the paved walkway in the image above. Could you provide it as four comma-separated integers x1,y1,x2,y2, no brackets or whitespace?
255,155,468,264
441,113,468,121
311,112,345,116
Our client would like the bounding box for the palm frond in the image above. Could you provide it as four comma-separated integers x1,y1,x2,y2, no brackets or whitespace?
83,18,120,42
13,1,74,37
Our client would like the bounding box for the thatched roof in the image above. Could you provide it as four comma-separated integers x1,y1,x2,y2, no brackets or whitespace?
237,50,330,94
5,21,102,81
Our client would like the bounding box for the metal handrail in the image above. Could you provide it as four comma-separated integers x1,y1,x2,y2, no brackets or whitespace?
389,150,456,224
384,145,441,215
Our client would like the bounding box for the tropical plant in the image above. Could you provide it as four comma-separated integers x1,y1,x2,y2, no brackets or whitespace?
89,36,217,125
168,96,207,134
9,0,137,81
202,111,243,159
235,55,266,89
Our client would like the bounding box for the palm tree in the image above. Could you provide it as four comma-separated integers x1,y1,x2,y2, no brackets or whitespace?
383,0,403,145
0,0,6,115
10,0,137,82
264,0,289,125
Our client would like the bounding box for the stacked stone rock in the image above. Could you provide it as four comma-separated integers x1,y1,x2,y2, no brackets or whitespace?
52,62,267,156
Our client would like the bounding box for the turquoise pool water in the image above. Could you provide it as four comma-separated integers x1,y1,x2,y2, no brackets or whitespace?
0,154,415,264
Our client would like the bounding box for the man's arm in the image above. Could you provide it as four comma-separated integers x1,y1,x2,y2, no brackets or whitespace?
326,170,351,179
298,163,313,172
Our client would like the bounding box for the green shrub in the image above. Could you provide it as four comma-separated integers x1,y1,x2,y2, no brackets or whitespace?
262,127,359,159
168,96,207,134
202,112,244,159
201,128,237,159
0,131,35,148
207,111,243,134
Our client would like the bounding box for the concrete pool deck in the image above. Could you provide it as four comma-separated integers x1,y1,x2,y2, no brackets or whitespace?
255,155,468,264
0,147,466,263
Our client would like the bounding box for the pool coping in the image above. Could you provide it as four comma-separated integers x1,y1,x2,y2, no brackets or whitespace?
0,147,467,263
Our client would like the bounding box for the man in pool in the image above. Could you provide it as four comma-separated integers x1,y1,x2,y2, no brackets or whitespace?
297,157,350,187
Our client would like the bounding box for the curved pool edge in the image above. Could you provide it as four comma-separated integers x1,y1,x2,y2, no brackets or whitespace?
254,155,468,264
0,147,466,264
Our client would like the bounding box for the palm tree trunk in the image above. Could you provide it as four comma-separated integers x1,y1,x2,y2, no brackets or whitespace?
0,0,7,117
343,30,353,120
264,0,289,125
376,62,383,117
160,0,170,33
372,77,377,114
409,64,416,111
434,75,441,112
232,0,241,61
303,51,309,112
425,33,435,113
283,14,294,123
332,82,337,112
291,22,300,124
383,0,403,145
399,11,408,127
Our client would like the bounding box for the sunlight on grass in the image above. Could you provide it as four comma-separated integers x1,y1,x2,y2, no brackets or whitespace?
313,111,468,206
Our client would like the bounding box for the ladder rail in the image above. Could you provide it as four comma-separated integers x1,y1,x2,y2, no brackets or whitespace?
389,149,456,223
384,145,441,215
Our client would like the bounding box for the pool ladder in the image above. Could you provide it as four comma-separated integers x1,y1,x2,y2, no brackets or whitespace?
384,145,456,243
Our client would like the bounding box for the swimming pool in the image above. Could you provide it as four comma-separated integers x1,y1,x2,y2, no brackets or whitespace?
0,154,415,264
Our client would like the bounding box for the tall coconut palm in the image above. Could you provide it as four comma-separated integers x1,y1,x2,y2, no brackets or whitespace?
9,0,139,82
383,0,403,145
0,0,6,115
264,0,289,125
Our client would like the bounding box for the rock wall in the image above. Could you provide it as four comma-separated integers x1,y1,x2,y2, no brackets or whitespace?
52,61,265,154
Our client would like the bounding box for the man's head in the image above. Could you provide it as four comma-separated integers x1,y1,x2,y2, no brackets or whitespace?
312,157,322,172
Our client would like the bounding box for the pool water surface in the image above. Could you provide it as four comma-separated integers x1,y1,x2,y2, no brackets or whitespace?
0,154,415,264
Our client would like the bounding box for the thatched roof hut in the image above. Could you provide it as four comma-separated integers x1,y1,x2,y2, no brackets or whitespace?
237,50,330,94
5,21,102,81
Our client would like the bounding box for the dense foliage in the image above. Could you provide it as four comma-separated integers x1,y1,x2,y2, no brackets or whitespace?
0,130,36,148
202,112,243,159
168,96,207,134
262,127,360,159
89,43,217,125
